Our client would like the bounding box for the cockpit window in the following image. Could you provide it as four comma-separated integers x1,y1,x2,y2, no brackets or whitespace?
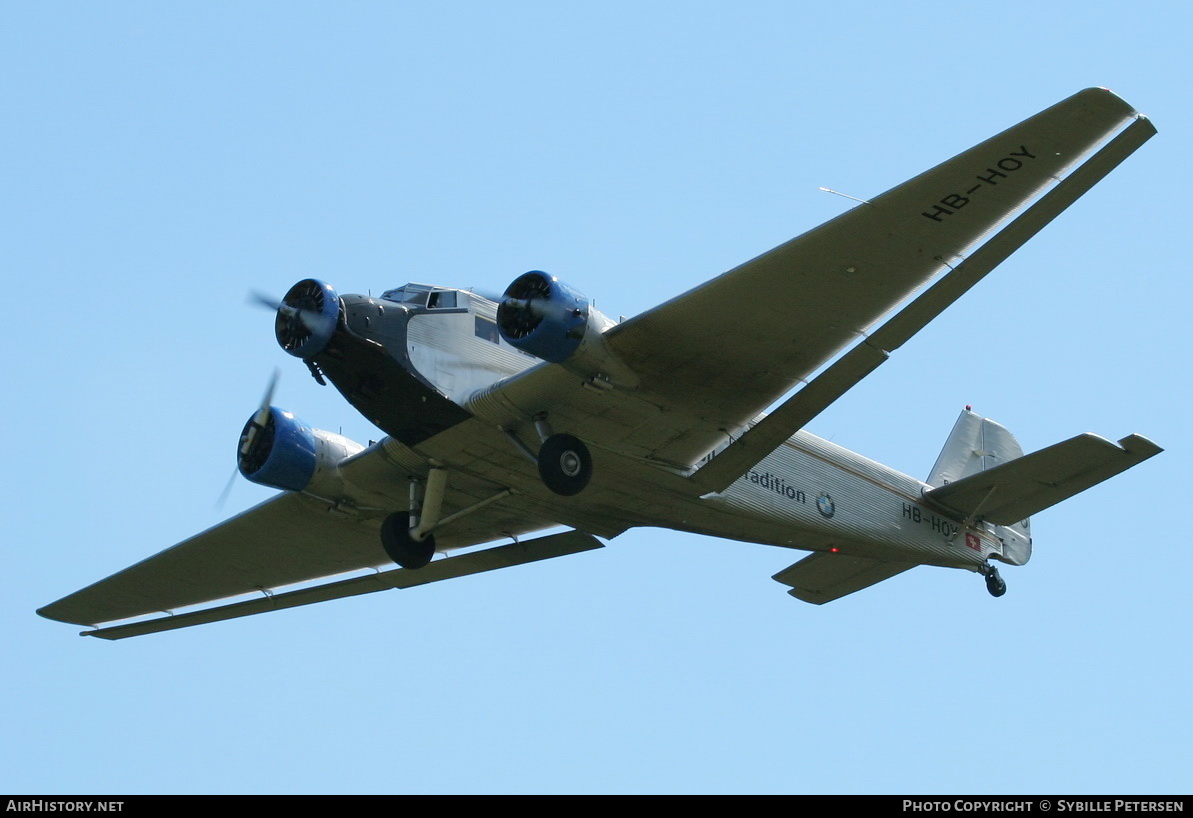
380,284,429,305
380,284,461,310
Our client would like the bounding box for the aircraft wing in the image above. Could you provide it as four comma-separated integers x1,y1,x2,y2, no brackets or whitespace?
37,444,585,636
473,89,1154,483
41,529,603,640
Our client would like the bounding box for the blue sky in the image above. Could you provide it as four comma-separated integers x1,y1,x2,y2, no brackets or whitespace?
3,1,1189,794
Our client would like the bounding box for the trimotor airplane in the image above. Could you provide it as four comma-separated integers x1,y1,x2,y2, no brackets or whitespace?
40,88,1161,639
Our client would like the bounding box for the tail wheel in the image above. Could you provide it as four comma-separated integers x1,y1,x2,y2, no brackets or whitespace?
380,511,435,570
984,566,1007,598
537,433,592,496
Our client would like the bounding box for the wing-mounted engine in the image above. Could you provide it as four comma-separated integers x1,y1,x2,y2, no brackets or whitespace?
275,278,342,359
496,271,636,386
237,406,364,497
497,271,592,362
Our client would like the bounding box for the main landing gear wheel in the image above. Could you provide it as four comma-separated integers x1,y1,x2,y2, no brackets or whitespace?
380,511,435,570
537,433,592,496
984,565,1007,598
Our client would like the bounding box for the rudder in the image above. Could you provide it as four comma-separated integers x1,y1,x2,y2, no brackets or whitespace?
927,406,1025,488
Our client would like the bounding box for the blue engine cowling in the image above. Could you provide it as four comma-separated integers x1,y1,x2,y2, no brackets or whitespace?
275,278,341,359
496,271,591,363
237,406,363,494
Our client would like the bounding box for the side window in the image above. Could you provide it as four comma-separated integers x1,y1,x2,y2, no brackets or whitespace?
475,315,500,343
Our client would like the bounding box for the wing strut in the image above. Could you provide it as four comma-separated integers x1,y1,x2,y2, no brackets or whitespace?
691,113,1157,493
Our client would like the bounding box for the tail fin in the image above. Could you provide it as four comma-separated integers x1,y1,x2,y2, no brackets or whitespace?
928,407,1032,562
927,407,1024,488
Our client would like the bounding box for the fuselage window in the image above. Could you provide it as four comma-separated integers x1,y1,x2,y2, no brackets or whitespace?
475,315,500,343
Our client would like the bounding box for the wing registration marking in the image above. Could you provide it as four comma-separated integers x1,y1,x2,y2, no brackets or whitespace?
921,145,1038,222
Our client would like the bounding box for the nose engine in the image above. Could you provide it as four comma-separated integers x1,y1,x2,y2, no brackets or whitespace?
275,278,341,359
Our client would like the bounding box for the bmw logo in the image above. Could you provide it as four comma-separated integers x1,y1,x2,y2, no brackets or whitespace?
816,494,835,519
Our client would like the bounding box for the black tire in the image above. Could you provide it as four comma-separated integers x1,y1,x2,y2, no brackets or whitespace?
985,574,1007,598
537,433,592,496
380,511,435,569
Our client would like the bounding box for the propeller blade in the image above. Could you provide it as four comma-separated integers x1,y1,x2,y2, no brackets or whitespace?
249,290,331,335
240,369,280,459
248,291,283,312
215,466,239,511
257,368,280,415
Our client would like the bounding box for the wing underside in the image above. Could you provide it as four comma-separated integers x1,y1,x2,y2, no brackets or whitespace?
37,442,573,631
471,89,1154,480
690,110,1156,491
60,531,605,640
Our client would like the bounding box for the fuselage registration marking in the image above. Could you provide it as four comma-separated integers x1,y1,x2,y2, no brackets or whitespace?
902,502,960,538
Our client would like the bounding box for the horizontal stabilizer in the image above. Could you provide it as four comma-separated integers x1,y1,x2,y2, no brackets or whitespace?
773,551,917,605
923,433,1162,525
70,531,603,640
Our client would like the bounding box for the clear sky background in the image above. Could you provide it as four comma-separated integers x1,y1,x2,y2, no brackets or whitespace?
3,1,1189,795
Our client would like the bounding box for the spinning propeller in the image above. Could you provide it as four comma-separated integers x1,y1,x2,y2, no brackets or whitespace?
217,369,280,508
495,271,592,363
250,279,341,360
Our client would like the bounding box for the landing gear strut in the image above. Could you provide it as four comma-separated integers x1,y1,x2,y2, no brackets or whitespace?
380,467,447,570
982,564,1007,598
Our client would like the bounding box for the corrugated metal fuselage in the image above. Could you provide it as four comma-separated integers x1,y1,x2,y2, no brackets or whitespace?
317,289,1024,574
